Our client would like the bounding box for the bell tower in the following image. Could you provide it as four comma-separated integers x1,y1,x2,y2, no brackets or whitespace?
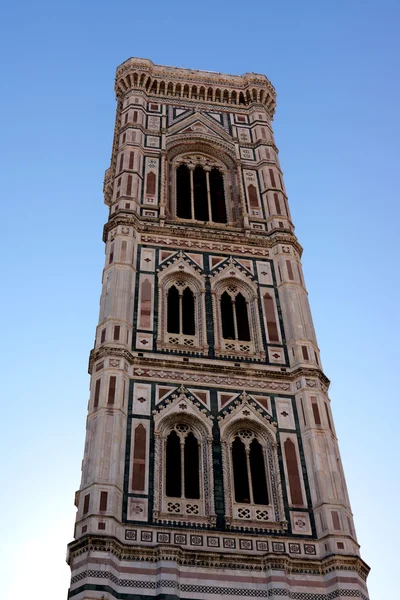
67,58,370,600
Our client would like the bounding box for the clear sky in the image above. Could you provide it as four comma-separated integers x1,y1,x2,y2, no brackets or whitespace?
1,1,399,598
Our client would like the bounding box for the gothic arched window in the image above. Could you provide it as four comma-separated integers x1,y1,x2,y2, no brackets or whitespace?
220,291,250,342
166,430,181,497
219,419,286,529
213,278,265,358
231,432,269,505
175,161,228,224
158,272,207,353
165,425,200,500
167,284,196,338
153,412,215,525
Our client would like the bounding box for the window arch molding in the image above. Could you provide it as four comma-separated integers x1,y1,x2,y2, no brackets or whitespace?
211,276,265,359
157,268,208,353
165,140,241,225
171,153,231,224
153,411,216,526
220,415,285,531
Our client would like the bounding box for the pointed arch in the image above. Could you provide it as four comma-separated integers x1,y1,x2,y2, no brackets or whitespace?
167,285,180,333
166,430,181,497
153,409,215,524
284,438,304,506
263,292,280,342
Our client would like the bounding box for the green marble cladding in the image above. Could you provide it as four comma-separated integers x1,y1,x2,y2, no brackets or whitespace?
133,244,289,366
123,379,316,538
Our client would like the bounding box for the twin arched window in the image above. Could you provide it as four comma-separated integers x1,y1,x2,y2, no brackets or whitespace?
221,290,250,342
165,426,200,499
231,432,269,505
167,285,195,336
176,164,227,223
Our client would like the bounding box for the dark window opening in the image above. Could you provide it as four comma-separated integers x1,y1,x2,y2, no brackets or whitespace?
166,430,181,497
210,168,227,223
167,286,180,333
193,166,209,221
232,437,250,502
83,494,90,514
250,439,269,504
221,291,235,339
184,432,200,499
99,491,108,511
182,287,195,335
235,293,250,341
176,164,191,219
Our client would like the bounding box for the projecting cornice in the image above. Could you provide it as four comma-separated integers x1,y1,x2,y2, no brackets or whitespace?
88,345,330,390
67,534,370,580
102,213,303,257
115,57,276,118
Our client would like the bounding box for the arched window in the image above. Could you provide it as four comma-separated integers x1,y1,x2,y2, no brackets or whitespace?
231,431,269,506
153,412,215,525
159,272,206,353
220,418,285,528
175,161,227,224
232,436,250,502
176,164,191,219
220,291,250,342
167,284,196,339
184,432,200,499
165,425,200,500
167,285,180,333
166,430,181,497
210,168,227,223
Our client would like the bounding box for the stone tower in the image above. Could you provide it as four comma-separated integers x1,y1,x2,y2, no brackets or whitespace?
67,58,370,600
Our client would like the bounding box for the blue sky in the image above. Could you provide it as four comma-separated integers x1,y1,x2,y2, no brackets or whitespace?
1,1,399,598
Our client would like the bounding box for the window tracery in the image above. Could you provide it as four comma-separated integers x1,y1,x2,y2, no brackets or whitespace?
220,415,286,531
153,410,216,526
157,269,207,353
212,276,265,359
173,154,229,224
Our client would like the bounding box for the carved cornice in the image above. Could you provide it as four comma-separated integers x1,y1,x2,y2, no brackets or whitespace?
115,58,276,118
102,213,303,256
88,345,330,390
67,534,370,580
